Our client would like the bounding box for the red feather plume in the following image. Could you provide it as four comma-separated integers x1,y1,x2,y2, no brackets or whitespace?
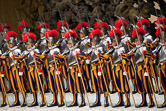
156,17,166,25
45,29,59,38
76,22,89,30
6,31,17,40
94,22,109,30
57,20,69,30
64,30,78,39
137,19,150,28
18,20,29,31
22,32,36,42
4,23,11,29
37,23,49,30
115,20,128,28
109,28,123,38
0,23,11,32
89,29,103,39
132,27,146,39
156,25,166,37
0,26,3,32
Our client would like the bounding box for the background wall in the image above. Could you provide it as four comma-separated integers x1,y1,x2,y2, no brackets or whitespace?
0,0,166,40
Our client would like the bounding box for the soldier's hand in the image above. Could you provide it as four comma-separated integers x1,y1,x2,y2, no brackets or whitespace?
30,51,35,56
95,50,99,56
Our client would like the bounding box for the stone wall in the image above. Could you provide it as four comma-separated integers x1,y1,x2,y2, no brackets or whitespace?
0,0,166,39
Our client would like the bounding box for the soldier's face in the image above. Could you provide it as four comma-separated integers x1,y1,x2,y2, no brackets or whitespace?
48,42,51,47
26,43,30,49
40,33,45,38
160,37,165,43
61,32,65,37
112,39,117,46
67,42,72,48
9,43,14,48
80,33,84,38
135,39,140,45
92,38,96,46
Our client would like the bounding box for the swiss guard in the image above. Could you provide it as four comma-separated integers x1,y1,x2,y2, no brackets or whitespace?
89,29,111,107
155,24,166,108
57,20,70,92
132,27,155,108
137,18,160,94
0,41,8,107
45,29,65,107
5,31,27,107
94,21,116,93
22,32,46,107
76,22,91,92
109,28,131,108
36,22,50,93
0,23,11,93
115,19,137,93
64,30,87,107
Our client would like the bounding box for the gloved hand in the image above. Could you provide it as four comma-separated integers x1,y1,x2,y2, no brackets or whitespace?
103,41,107,46
153,37,159,44
73,50,77,56
86,57,90,64
117,47,124,56
30,51,34,56
139,47,146,54
121,37,130,44
143,34,152,43
9,52,14,58
95,50,99,56
50,49,55,56
56,71,60,75
83,39,88,44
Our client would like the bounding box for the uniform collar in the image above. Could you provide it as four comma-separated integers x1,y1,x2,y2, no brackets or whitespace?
27,46,35,51
121,34,129,39
48,45,57,49
92,44,100,49
41,36,46,40
10,46,17,51
80,36,88,41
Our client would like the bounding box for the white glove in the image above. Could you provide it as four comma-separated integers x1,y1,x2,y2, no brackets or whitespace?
139,47,146,54
121,37,130,44
86,59,90,64
143,34,152,43
103,41,107,46
83,39,88,44
19,69,23,76
78,72,81,77
123,71,127,76
0,50,2,55
73,50,77,56
56,71,60,75
1,72,5,77
153,38,159,44
50,49,54,56
117,48,124,56
9,52,13,58
30,51,34,56
98,69,102,76
144,70,148,76
95,50,99,55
